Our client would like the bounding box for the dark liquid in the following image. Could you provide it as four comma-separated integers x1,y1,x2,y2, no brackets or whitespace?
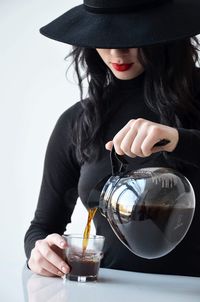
111,205,194,259
68,257,100,280
82,208,97,252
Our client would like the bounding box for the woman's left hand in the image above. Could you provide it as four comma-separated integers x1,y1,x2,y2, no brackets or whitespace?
105,118,179,157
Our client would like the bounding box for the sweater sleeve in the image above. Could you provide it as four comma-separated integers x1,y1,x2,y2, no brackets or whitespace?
167,128,200,168
24,104,81,260
166,69,200,168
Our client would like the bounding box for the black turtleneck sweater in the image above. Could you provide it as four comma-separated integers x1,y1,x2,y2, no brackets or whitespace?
24,72,200,277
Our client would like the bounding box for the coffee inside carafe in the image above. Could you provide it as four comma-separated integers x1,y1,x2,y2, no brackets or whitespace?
109,203,194,259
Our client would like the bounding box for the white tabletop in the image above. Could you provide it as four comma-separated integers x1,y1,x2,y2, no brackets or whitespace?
22,266,200,302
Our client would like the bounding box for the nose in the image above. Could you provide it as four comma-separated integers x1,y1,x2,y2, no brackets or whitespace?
110,48,130,56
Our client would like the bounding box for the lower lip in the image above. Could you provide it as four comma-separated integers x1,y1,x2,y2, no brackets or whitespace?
112,63,133,72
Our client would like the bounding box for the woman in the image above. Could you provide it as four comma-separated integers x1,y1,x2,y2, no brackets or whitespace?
25,0,200,277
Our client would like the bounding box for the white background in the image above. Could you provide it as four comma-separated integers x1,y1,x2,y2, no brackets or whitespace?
1,1,200,301
0,1,92,301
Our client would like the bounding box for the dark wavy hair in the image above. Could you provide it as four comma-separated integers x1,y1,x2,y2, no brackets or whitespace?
65,37,200,163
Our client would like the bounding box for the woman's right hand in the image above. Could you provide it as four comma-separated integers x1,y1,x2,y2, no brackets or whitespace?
28,233,70,277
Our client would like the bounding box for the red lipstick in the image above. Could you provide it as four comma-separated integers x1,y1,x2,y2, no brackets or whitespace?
112,63,133,72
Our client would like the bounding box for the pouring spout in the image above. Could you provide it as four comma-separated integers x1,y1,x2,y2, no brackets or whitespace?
87,175,111,209
87,147,128,210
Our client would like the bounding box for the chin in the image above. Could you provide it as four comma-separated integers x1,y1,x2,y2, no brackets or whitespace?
114,73,139,80
113,68,144,80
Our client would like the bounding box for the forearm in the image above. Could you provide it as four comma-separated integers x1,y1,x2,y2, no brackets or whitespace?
24,204,73,260
24,225,50,260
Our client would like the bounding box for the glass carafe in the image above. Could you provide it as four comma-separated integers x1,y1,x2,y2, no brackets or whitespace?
88,148,195,259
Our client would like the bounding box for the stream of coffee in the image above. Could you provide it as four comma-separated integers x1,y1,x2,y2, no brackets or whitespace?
67,208,100,280
82,208,97,252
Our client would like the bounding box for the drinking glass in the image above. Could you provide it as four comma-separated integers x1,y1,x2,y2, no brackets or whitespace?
63,234,105,282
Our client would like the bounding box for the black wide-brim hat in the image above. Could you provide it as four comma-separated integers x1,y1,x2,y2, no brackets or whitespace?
40,0,200,48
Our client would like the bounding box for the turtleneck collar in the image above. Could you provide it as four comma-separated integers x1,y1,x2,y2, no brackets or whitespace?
112,71,145,92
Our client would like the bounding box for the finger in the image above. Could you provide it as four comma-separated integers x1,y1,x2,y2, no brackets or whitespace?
120,126,138,157
36,240,69,275
113,121,135,155
130,129,149,157
29,250,64,277
46,233,67,249
105,141,113,150
36,253,65,277
141,131,164,156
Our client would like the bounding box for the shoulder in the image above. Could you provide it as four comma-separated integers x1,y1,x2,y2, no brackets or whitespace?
49,101,83,142
53,101,85,135
57,101,83,126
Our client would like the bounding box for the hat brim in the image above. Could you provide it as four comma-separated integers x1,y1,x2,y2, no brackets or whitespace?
40,0,200,48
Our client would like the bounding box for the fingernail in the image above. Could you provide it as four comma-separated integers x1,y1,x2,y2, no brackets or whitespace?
62,274,67,282
60,241,65,247
58,271,64,277
62,266,68,274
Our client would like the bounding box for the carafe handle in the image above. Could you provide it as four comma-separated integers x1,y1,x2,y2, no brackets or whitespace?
110,147,128,176
110,139,170,176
